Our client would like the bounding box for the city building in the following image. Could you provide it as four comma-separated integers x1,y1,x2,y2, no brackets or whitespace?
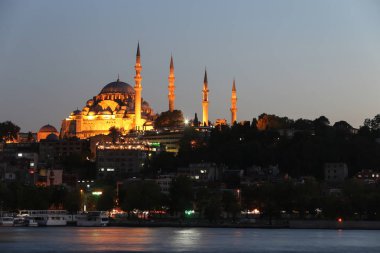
139,130,183,153
156,174,176,194
39,138,90,165
0,143,38,185
35,169,63,186
177,163,223,182
96,140,156,179
355,169,380,184
215,119,227,127
88,134,113,158
245,164,281,182
324,163,348,183
18,132,37,143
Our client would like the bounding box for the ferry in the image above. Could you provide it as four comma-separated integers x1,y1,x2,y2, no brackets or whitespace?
19,210,69,226
76,211,109,227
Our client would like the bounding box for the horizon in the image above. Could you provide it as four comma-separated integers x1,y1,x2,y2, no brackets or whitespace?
1,0,380,132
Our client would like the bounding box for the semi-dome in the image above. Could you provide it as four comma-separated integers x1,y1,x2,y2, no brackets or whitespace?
46,133,59,141
100,80,135,95
71,109,81,116
99,110,112,115
39,124,58,133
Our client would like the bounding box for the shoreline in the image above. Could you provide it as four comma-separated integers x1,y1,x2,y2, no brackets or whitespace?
108,220,380,230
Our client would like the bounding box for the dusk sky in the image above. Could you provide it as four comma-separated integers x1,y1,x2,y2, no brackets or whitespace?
0,0,380,132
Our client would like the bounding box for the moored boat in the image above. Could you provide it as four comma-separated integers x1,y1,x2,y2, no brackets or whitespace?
0,217,14,226
76,211,109,227
13,216,28,227
19,210,68,226
26,217,39,227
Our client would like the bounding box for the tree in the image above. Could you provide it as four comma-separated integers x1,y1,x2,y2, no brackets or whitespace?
193,113,200,127
294,118,313,130
154,110,184,129
96,186,115,211
314,116,330,126
121,180,163,215
0,121,20,142
363,114,380,135
204,193,222,223
333,121,353,133
169,176,194,217
256,113,293,130
108,126,121,143
64,190,81,212
27,131,35,142
146,152,178,175
222,191,240,221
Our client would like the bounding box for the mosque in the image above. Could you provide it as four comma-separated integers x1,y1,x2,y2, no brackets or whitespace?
57,43,238,140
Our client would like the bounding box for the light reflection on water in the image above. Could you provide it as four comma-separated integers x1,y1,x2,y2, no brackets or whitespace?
0,227,380,252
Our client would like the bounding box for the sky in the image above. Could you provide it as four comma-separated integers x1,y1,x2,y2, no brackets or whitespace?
0,0,380,132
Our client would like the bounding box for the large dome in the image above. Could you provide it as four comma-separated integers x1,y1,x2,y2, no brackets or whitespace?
100,80,135,95
39,124,58,133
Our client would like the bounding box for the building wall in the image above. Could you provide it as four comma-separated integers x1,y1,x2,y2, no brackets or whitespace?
156,174,175,194
39,139,89,164
61,115,142,139
324,163,348,182
96,146,148,179
140,131,183,153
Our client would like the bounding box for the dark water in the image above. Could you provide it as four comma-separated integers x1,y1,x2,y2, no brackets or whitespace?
1,227,380,252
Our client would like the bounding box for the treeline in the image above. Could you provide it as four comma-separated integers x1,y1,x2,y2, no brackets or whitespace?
3,177,380,221
0,182,80,212
148,114,380,179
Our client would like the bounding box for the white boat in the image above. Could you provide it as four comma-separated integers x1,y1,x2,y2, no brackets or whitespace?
76,211,109,227
13,216,28,226
19,210,68,226
0,217,14,226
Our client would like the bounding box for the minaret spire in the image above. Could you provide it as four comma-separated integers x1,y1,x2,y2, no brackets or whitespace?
204,67,208,84
136,41,140,58
168,55,176,112
134,42,143,130
230,78,237,125
202,68,209,126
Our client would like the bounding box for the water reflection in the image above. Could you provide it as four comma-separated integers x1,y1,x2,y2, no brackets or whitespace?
74,228,156,251
1,227,380,252
171,228,201,250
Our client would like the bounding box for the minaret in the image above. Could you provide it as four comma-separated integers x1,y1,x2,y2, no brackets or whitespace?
202,69,209,126
168,55,176,112
230,79,237,125
134,42,142,130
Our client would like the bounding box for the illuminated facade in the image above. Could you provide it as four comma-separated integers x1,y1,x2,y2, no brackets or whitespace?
202,69,209,126
60,44,154,139
230,79,237,124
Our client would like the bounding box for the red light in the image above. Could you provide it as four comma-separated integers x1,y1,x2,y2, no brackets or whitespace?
338,218,343,223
